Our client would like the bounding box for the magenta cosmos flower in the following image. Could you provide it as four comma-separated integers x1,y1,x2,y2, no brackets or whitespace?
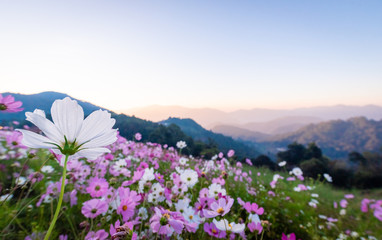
117,197,137,221
85,229,108,240
203,197,234,218
0,94,23,113
86,177,109,198
244,202,264,215
81,199,108,218
203,222,226,239
281,233,298,240
150,207,184,236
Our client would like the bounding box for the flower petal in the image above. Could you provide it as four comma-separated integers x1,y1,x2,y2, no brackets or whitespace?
25,110,62,144
76,110,116,145
51,97,84,142
76,147,111,160
82,129,117,149
16,129,56,149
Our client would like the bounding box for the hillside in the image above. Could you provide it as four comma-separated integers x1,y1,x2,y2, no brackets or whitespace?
241,116,322,135
121,105,382,134
212,124,269,141
263,117,382,159
0,91,106,121
0,92,260,159
160,117,261,159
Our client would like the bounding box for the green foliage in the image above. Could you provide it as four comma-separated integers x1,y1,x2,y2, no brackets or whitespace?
277,142,306,165
251,155,276,170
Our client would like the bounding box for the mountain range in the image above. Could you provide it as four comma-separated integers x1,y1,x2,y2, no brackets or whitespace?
2,91,382,160
260,117,382,159
121,104,382,136
0,92,259,159
0,92,105,121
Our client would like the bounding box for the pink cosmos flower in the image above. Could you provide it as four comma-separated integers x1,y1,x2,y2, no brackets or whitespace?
59,234,68,240
344,194,354,199
204,222,226,239
110,221,139,240
85,229,108,240
248,214,263,234
374,208,382,221
297,184,308,191
110,220,121,237
246,158,253,166
155,173,165,183
244,202,264,215
117,197,137,221
227,149,235,158
203,197,234,218
150,207,184,236
70,189,78,206
281,233,297,240
340,199,348,208
361,198,370,212
81,199,108,219
0,94,23,112
6,131,25,149
287,177,296,181
135,133,142,141
86,177,109,197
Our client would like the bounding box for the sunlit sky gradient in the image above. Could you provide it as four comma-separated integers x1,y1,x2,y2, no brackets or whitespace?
1,1,381,111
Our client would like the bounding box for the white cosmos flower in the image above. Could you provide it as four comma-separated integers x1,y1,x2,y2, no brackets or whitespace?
176,141,187,149
41,165,54,173
213,219,245,233
278,161,286,167
208,183,226,198
138,207,148,220
292,167,303,177
16,176,27,185
179,157,188,165
17,97,117,160
180,169,198,188
0,194,13,202
323,173,333,182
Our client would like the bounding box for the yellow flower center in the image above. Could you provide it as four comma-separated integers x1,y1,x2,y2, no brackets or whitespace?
189,215,193,220
122,205,127,211
163,213,170,219
217,207,224,214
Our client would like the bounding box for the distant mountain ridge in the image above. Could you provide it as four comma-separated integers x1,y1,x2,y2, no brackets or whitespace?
260,117,382,159
0,91,106,121
121,104,382,135
0,91,261,159
159,117,261,159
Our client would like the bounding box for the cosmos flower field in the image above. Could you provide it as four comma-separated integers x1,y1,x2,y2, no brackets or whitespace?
0,96,381,240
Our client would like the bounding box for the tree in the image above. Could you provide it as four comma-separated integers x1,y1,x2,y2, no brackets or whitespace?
252,155,276,170
304,142,322,159
277,142,306,166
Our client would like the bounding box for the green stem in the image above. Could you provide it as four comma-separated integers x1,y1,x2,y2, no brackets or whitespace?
44,154,69,240
259,228,265,240
0,193,42,236
64,212,78,239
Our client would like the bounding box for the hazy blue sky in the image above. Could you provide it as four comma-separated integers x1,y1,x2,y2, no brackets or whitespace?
1,0,381,111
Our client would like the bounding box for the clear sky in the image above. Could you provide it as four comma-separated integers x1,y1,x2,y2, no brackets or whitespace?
0,0,381,111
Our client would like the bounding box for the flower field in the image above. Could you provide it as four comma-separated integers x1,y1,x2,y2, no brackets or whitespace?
0,97,382,240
